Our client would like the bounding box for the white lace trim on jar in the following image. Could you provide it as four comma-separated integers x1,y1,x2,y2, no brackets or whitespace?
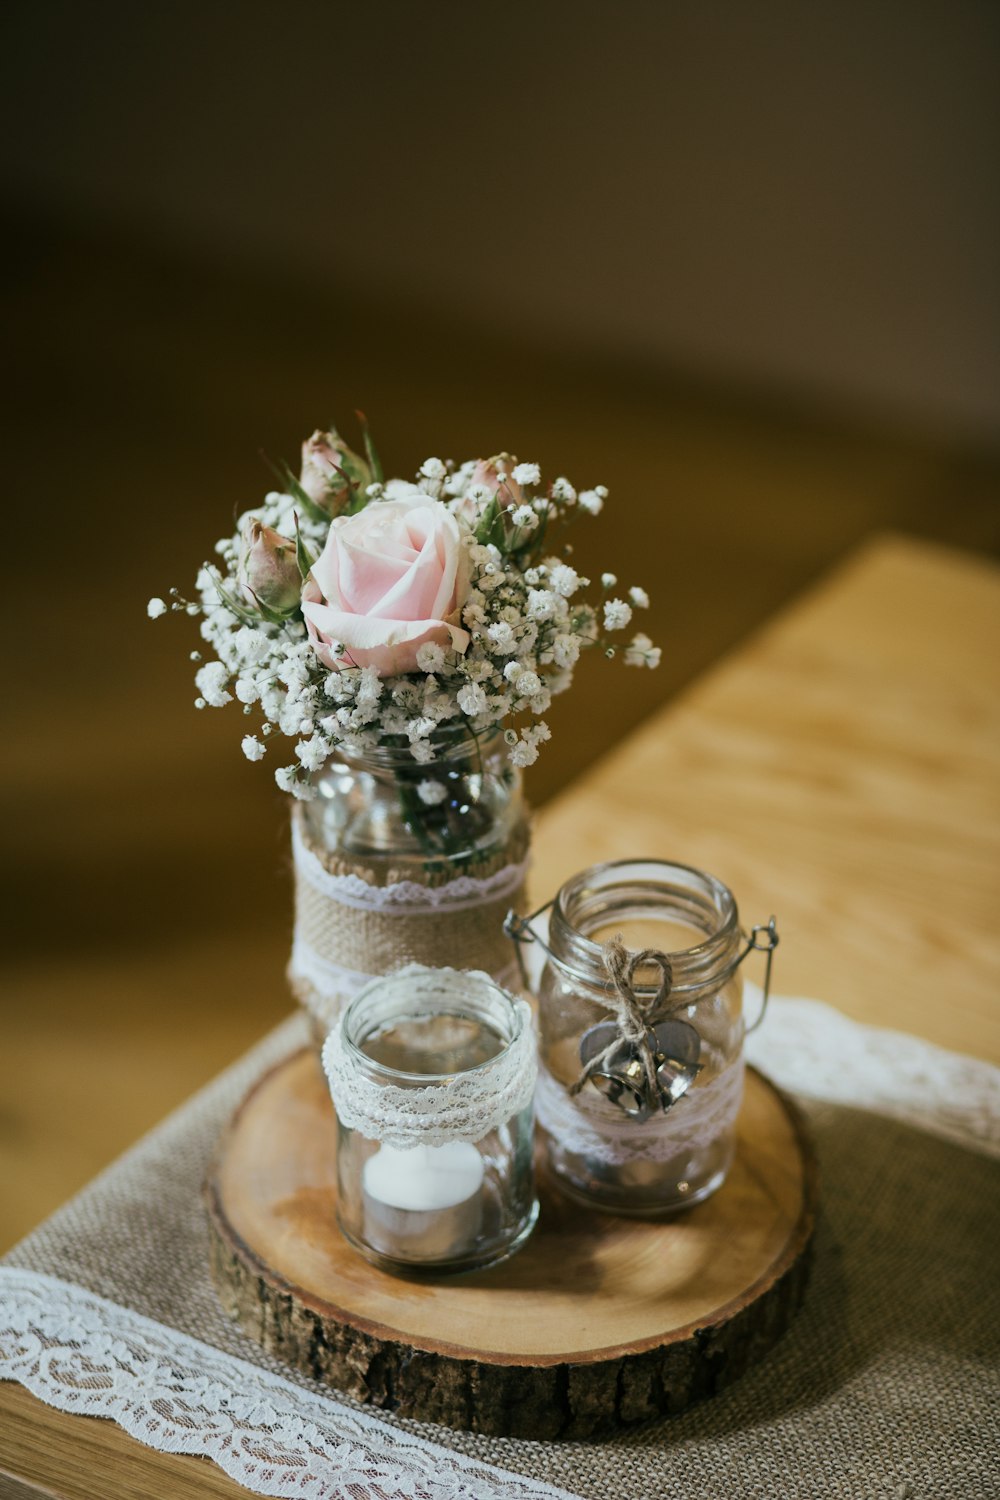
291,938,522,1031
323,968,537,1148
534,1058,744,1166
0,1268,574,1500
293,818,529,913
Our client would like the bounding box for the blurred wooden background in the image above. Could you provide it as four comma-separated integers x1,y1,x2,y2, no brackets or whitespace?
2,1,999,1249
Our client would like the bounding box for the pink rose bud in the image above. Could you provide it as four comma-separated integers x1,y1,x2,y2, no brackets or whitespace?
238,519,301,616
299,429,370,514
470,454,526,511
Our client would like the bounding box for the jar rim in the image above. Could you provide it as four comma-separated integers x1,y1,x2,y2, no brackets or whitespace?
341,965,525,1085
331,723,505,771
549,858,740,995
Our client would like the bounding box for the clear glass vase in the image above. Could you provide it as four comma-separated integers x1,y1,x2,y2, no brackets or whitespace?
301,726,525,871
289,728,530,1036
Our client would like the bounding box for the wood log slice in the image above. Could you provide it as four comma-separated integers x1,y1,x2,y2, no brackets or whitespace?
205,1049,817,1439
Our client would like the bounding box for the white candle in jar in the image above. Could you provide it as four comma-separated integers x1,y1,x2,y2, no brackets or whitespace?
362,1141,485,1262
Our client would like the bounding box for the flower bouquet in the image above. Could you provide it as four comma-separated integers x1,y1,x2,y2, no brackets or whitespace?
151,418,659,1030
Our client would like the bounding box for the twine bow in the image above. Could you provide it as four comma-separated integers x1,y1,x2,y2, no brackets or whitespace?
570,935,678,1098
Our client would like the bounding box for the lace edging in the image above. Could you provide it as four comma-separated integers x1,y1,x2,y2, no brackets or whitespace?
0,1267,576,1500
323,971,536,1147
293,820,529,913
746,991,1000,1159
534,1060,744,1165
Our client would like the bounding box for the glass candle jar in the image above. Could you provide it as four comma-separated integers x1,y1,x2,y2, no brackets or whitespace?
323,966,538,1274
526,860,776,1217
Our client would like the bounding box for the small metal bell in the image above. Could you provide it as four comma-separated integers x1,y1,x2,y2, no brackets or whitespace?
650,1018,702,1110
579,1018,702,1119
579,1022,654,1120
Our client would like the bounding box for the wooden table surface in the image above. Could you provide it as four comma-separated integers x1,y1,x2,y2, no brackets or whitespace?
2,533,998,1498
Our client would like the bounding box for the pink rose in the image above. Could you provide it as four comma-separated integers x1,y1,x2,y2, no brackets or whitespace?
470,455,525,511
302,496,472,674
299,428,370,515
237,518,301,616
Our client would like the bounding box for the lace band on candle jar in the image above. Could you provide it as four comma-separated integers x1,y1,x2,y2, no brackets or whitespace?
324,966,538,1274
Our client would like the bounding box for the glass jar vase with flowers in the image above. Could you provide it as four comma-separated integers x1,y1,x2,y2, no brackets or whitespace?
151,419,661,1036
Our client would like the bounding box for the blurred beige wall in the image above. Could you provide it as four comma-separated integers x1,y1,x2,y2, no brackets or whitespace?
2,0,998,441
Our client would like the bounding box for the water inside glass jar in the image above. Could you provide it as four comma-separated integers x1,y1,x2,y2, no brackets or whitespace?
360,1013,506,1075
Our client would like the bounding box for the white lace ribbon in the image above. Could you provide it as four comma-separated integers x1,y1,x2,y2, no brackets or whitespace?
0,1268,575,1500
293,818,529,913
323,968,537,1147
745,988,1000,1159
291,936,522,1031
535,1058,745,1165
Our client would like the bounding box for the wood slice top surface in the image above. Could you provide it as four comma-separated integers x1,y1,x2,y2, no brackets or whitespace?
207,1048,815,1366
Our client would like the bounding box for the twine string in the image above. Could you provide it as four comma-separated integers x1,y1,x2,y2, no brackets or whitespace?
569,935,679,1098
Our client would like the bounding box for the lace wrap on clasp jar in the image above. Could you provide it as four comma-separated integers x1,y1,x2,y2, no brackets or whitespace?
507,859,778,1216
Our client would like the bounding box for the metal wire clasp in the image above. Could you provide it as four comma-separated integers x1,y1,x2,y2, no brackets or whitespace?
504,899,557,986
505,902,779,1028
737,917,780,1033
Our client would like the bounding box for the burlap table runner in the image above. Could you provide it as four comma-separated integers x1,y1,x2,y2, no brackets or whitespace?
3,1009,998,1500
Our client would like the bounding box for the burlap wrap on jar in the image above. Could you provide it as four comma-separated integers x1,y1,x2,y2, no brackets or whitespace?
288,805,530,1043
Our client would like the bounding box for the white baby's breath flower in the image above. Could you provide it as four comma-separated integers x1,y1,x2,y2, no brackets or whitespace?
526,588,559,621
382,478,425,501
275,765,317,800
603,598,632,631
410,739,435,764
443,460,476,498
548,564,580,599
512,462,540,486
512,505,538,531
417,779,448,806
510,739,539,768
578,489,604,515
419,457,447,480
234,676,260,704
487,691,513,719
241,735,266,762
486,621,517,654
629,586,650,609
194,661,232,708
279,700,304,736
457,683,489,716
624,632,662,668
407,715,436,742
552,633,581,668
601,572,617,589
147,596,167,619
551,477,576,503
295,733,331,773
416,642,446,673
356,669,382,715
513,669,541,698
